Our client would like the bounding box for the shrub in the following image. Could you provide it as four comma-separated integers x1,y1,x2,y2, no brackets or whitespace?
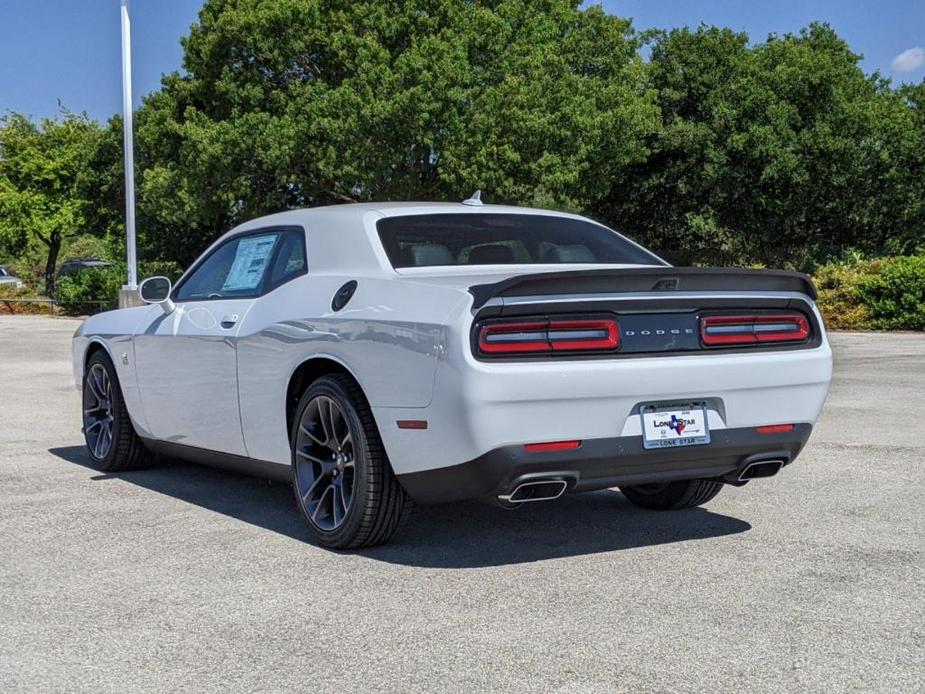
52,260,183,316
0,284,56,315
813,261,871,330
55,265,124,316
813,255,925,331
854,256,925,330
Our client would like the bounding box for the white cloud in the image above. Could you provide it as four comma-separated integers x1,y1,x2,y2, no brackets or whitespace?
891,46,925,73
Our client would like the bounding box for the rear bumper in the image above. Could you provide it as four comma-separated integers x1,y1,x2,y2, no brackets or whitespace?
396,423,812,504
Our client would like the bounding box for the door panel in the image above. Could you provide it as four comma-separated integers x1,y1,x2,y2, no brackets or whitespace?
134,298,255,455
132,227,305,457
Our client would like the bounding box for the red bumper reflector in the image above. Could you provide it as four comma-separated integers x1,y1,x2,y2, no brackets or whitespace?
524,440,582,453
397,420,428,430
756,424,795,434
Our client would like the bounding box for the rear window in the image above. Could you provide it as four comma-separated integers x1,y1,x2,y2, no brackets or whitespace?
376,214,664,268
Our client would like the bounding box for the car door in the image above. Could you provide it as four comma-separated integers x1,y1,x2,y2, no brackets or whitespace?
133,230,285,456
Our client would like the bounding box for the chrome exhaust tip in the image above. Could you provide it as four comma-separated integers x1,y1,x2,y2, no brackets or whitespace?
498,479,569,505
738,459,785,482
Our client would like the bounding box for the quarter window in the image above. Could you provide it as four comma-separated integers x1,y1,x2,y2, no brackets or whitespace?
268,230,307,286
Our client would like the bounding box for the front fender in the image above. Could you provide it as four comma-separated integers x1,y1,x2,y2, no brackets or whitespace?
71,306,158,438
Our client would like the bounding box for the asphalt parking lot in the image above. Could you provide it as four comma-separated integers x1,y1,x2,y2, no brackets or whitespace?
0,315,922,693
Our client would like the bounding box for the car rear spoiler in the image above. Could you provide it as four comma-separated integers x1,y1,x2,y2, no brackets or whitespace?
469,267,817,309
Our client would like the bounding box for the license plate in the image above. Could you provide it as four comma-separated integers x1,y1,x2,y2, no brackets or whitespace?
640,402,710,449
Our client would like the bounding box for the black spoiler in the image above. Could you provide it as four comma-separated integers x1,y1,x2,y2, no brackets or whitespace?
469,267,817,309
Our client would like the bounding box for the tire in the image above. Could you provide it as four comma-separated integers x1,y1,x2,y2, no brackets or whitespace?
82,350,149,472
291,374,413,549
619,479,723,510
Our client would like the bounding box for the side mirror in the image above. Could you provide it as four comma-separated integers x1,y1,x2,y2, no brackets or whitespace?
138,276,176,315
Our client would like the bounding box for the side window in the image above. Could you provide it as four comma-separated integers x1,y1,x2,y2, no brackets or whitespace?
175,232,279,301
267,230,307,287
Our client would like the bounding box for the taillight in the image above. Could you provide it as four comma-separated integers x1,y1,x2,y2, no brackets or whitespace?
700,314,810,346
478,317,619,355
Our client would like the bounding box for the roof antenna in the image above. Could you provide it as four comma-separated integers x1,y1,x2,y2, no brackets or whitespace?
462,190,483,206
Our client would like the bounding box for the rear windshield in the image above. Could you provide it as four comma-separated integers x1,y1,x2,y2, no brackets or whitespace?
376,214,664,268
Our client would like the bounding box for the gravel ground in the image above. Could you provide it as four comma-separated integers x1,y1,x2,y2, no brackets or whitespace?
0,315,922,693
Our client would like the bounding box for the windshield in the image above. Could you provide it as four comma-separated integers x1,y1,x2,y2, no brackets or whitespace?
376,214,664,268
0,267,8,276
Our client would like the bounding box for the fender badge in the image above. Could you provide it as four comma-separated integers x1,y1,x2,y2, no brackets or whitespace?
121,353,129,365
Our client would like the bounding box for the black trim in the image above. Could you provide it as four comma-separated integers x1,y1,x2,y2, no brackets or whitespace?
396,424,812,504
470,301,822,361
171,225,308,303
141,438,292,483
469,267,818,309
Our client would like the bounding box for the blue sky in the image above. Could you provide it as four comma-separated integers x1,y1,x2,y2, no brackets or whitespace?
2,1,923,122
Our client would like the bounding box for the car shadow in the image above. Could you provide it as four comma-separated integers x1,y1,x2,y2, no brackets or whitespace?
49,446,751,568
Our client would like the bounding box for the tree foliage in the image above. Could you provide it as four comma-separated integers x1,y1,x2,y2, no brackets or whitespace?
3,6,925,282
0,112,103,294
133,0,658,264
596,23,925,268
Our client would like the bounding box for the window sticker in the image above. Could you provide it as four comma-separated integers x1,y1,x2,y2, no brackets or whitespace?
221,234,277,291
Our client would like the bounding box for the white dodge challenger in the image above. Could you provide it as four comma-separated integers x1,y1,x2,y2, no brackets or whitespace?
73,197,833,548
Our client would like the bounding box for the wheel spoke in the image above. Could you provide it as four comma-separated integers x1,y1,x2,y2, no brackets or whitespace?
85,419,103,433
87,372,103,400
94,368,107,401
299,423,325,447
328,404,341,448
295,447,327,465
332,480,345,526
337,479,349,518
93,427,105,458
102,421,113,452
312,484,333,523
301,473,327,505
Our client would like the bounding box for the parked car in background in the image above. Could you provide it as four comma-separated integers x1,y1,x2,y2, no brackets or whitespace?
57,257,112,279
0,266,24,289
71,197,833,549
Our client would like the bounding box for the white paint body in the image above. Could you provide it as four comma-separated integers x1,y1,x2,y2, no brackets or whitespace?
72,203,833,480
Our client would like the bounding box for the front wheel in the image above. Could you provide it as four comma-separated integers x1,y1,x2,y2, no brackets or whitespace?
291,374,412,549
619,479,723,510
82,351,149,471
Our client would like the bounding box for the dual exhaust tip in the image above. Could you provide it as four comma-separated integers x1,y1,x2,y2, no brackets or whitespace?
497,459,785,506
738,459,785,481
498,479,569,505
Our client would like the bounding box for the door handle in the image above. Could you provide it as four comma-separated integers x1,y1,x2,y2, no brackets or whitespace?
220,314,239,329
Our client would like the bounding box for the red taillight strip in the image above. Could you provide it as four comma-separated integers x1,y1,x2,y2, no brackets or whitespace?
701,314,810,346
478,321,550,354
478,318,619,355
548,319,619,352
524,440,582,452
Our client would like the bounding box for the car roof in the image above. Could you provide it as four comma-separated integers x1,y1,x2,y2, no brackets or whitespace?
231,201,592,231
205,201,604,276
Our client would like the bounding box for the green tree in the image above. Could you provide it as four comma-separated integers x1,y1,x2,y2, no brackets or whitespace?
133,0,659,264
0,111,103,295
596,23,923,269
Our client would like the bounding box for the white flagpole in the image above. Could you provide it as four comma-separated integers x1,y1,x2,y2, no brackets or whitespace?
120,0,138,291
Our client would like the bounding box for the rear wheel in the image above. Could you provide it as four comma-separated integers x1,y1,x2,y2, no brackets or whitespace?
291,374,412,549
82,351,149,471
619,479,723,510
